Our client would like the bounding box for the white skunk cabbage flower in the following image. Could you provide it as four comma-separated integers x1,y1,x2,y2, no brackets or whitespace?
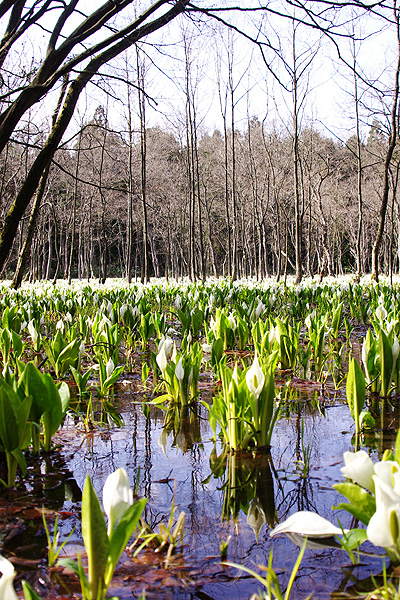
393,336,400,363
158,335,173,358
304,314,312,330
103,468,134,538
367,475,400,549
341,450,375,493
361,338,368,370
156,344,168,376
255,301,265,319
228,313,236,329
270,511,346,539
374,460,400,497
27,320,38,348
268,326,276,346
106,358,115,379
246,353,265,400
0,555,18,600
376,304,388,321
175,357,185,382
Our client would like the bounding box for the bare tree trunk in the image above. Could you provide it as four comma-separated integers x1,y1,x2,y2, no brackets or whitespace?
137,47,150,283
10,75,68,288
125,57,134,284
293,37,302,285
353,36,364,283
67,125,82,284
372,2,400,280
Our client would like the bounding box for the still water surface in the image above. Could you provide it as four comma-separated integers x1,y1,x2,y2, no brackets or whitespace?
34,382,395,600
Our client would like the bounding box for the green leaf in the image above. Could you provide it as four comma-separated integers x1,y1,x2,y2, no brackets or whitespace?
342,528,368,550
395,428,400,464
57,381,70,414
10,330,23,357
42,373,63,437
19,362,49,420
57,339,79,375
0,384,20,450
57,557,80,576
22,580,42,600
53,330,64,361
346,358,365,430
81,475,109,599
333,482,375,525
379,329,393,396
106,498,147,585
359,411,375,430
103,365,125,389
42,339,57,373
11,447,27,476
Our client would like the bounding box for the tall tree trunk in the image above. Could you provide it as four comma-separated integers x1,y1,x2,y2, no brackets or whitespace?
10,75,68,288
372,2,400,280
137,47,149,283
293,41,302,285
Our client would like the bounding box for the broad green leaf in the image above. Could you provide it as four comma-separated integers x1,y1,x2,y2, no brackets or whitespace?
10,330,23,357
57,339,79,375
42,372,63,437
53,330,64,360
42,339,57,373
342,528,368,550
103,365,125,389
57,557,80,576
346,358,365,427
106,498,147,584
379,329,393,396
395,427,400,464
81,475,109,599
16,396,32,447
57,381,71,414
22,580,42,600
0,385,20,450
333,482,375,525
11,447,27,476
20,362,49,420
331,302,343,338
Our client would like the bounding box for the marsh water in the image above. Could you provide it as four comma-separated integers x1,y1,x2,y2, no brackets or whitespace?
1,370,398,600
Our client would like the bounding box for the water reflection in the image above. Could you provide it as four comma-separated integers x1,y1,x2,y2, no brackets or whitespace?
207,446,277,538
0,383,393,599
159,404,202,454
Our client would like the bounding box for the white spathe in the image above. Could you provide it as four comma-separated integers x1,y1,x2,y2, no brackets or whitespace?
367,475,400,549
156,344,168,376
341,450,375,493
0,556,18,600
393,336,400,362
103,468,134,538
376,304,388,321
270,511,346,539
175,357,185,382
374,461,400,496
246,352,265,400
106,357,114,379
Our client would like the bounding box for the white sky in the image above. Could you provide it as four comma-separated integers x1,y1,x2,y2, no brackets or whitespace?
1,1,397,145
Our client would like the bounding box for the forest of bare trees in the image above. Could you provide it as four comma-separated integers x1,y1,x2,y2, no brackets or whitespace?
1,1,400,285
